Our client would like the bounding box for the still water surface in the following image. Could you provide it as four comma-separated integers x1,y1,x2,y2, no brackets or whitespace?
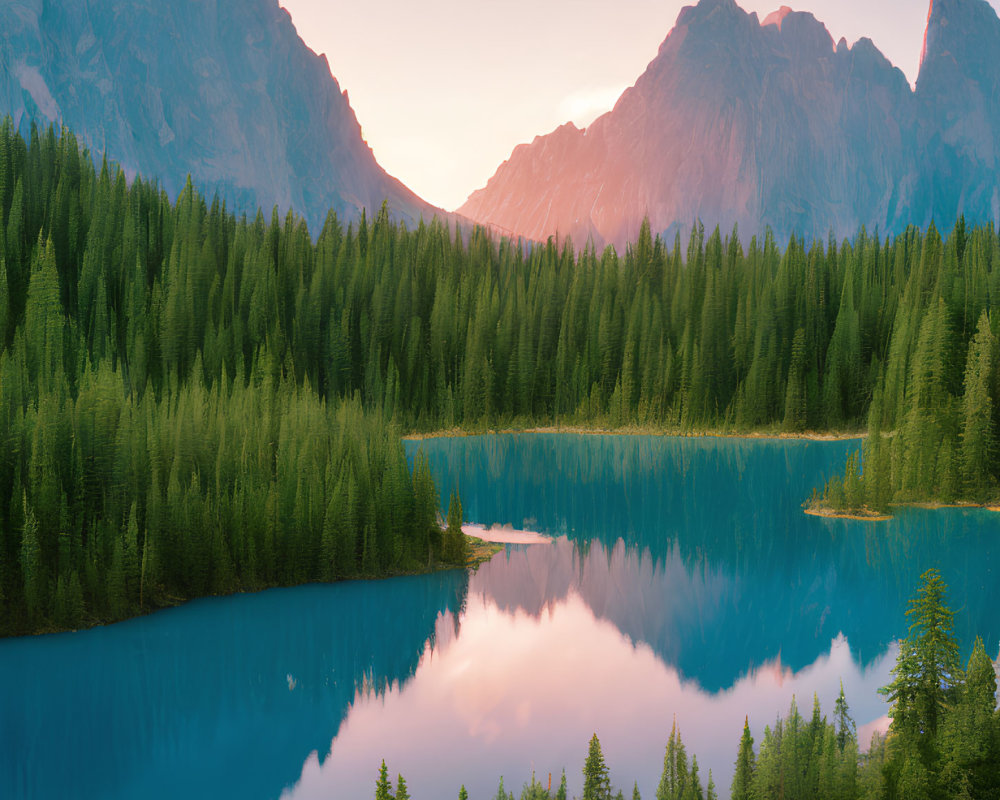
2,434,998,799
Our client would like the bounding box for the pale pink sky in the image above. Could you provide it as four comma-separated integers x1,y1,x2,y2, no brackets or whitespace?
280,0,1000,211
279,594,895,799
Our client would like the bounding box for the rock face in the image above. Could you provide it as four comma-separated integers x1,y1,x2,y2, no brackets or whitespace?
0,0,440,230
460,0,1000,247
916,0,1000,228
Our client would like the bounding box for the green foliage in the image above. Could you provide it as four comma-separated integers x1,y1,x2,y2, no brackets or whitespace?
375,760,394,800
834,682,856,754
960,313,999,500
372,591,996,800
0,122,453,634
881,569,960,751
817,221,1000,512
731,717,755,800
879,571,998,800
939,637,1000,799
519,773,552,800
493,776,516,800
444,490,466,565
4,119,1000,643
657,720,690,800
584,733,613,800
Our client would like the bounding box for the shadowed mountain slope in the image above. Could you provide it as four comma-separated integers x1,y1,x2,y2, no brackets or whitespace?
0,0,441,230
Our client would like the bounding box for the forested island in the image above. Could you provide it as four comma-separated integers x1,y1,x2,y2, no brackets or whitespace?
1,120,999,633
377,571,1000,800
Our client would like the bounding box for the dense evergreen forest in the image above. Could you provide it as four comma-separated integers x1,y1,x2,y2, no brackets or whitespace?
2,118,999,631
378,571,999,800
0,121,468,635
4,125,992,442
813,219,1000,513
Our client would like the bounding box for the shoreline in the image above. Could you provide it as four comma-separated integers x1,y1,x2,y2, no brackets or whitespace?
402,425,865,443
8,541,501,639
804,506,894,522
462,524,552,545
806,501,1000,523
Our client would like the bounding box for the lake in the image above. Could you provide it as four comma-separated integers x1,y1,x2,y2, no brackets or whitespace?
2,433,998,799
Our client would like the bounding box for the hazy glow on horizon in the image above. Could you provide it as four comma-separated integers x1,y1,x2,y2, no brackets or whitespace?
279,0,1000,211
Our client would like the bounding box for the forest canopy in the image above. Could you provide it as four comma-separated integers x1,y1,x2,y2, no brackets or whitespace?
1,119,998,632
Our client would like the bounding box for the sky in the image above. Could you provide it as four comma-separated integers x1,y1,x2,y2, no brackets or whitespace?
279,0,1000,212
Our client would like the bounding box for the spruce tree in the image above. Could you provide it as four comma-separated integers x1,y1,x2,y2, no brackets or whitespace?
960,312,998,499
730,717,755,800
880,569,961,796
583,733,612,800
556,769,568,800
375,760,394,800
834,681,856,753
445,490,465,565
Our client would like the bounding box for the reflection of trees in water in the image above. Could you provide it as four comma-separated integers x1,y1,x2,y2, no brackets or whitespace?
417,434,1000,689
0,570,469,800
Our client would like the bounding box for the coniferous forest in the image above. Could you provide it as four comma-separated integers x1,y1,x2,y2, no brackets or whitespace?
378,572,1000,800
2,120,1000,631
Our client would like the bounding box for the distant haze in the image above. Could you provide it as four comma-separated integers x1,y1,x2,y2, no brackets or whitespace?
280,0,1000,211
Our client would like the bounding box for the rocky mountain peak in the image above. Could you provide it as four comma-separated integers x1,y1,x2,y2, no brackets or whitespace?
459,0,1000,248
761,6,794,30
0,0,442,232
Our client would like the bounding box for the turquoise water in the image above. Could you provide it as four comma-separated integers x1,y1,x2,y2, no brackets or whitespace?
3,434,999,799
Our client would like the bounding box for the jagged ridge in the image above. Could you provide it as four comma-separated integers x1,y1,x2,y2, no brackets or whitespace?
460,0,1000,248
0,0,442,230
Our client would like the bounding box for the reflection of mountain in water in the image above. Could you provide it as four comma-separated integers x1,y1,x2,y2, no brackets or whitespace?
411,434,1000,691
0,572,468,800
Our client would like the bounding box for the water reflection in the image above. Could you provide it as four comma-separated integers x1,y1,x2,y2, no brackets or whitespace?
5,435,999,800
0,573,468,800
283,586,896,800
409,434,1000,681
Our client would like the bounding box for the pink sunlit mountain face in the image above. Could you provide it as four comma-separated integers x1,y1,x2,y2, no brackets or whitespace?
0,0,441,231
460,0,1000,248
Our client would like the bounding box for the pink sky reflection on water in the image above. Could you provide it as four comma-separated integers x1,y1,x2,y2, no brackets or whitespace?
281,586,895,800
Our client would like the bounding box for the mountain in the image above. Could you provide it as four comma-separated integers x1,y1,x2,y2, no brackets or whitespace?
916,0,1000,227
0,0,440,230
460,0,1000,248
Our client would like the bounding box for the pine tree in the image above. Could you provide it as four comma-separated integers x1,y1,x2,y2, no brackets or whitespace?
783,328,808,431
375,760,394,800
557,769,568,800
731,717,755,800
583,733,612,800
684,756,703,800
960,312,998,499
493,776,512,800
658,719,691,800
880,569,961,795
444,490,465,565
20,495,43,622
940,636,999,798
834,681,856,753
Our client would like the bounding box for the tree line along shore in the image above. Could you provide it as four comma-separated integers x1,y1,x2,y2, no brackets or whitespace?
1,120,998,633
